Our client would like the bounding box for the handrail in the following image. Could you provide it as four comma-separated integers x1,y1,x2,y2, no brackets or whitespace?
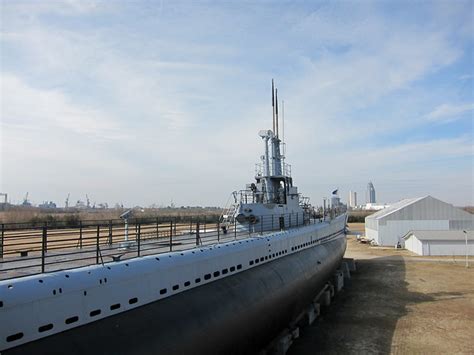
0,211,339,281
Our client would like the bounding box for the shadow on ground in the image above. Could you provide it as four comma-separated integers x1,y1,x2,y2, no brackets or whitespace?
288,255,434,354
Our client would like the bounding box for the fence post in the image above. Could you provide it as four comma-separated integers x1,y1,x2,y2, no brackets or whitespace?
0,223,4,259
196,221,200,246
190,217,193,234
169,220,173,252
217,221,220,243
234,219,237,240
156,217,160,238
41,226,47,273
137,223,141,257
79,220,83,248
108,220,113,245
96,225,100,264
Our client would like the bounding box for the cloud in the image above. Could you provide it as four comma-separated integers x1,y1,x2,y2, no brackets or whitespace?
426,103,474,123
1,74,126,140
1,0,103,17
1,1,473,206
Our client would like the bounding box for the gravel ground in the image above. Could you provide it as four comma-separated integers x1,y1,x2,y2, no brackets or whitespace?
288,223,474,354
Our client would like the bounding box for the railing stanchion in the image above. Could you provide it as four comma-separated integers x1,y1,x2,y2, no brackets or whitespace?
234,219,237,240
96,225,100,264
272,215,274,231
41,226,47,273
260,217,263,235
79,220,83,248
169,220,173,252
108,220,113,245
196,221,200,246
0,223,4,259
137,223,141,257
217,221,220,243
156,217,159,238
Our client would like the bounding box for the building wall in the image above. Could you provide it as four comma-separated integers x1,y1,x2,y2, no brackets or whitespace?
404,235,423,255
365,218,378,231
378,220,449,246
449,220,474,230
365,228,378,243
421,240,474,256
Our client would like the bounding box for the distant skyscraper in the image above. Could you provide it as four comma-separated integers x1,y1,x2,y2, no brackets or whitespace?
349,191,357,208
366,182,376,203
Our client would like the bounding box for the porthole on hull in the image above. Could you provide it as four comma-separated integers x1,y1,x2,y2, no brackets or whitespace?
6,332,23,342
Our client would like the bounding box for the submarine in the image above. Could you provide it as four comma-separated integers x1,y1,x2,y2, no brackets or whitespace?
0,81,347,354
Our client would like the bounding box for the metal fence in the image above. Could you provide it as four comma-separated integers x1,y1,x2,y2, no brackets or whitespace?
0,212,320,281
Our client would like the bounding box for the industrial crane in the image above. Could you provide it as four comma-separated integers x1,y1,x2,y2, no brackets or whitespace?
22,192,31,206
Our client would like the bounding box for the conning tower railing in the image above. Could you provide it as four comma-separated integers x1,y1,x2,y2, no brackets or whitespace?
235,189,288,205
255,162,291,177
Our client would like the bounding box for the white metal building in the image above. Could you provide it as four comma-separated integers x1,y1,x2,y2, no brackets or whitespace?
403,230,473,256
365,196,473,246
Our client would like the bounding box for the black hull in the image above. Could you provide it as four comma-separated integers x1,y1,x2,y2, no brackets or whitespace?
6,233,346,355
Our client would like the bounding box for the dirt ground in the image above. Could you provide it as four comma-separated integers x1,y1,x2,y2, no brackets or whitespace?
288,223,474,354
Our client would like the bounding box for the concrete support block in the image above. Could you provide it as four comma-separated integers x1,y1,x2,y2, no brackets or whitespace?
341,262,351,280
343,258,356,272
333,270,344,292
320,290,331,307
313,302,321,317
302,303,320,326
306,307,317,326
269,328,300,355
328,283,335,297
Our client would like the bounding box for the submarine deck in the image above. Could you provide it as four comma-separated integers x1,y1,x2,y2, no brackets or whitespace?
0,216,342,280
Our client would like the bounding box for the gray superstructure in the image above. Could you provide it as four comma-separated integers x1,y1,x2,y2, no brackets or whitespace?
221,81,313,233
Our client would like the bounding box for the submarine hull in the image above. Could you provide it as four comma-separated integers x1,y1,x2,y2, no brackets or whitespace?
6,232,346,355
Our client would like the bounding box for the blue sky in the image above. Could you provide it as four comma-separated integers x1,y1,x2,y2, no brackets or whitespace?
1,0,473,207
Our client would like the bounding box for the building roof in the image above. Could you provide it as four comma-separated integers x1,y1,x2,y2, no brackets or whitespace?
366,196,425,220
403,230,474,241
365,195,473,222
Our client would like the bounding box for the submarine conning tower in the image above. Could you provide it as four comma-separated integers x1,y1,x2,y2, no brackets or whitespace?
222,80,311,233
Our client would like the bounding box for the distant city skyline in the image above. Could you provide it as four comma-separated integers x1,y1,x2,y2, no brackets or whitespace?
1,1,473,207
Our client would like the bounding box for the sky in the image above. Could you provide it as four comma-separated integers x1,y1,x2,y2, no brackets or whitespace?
0,0,473,208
